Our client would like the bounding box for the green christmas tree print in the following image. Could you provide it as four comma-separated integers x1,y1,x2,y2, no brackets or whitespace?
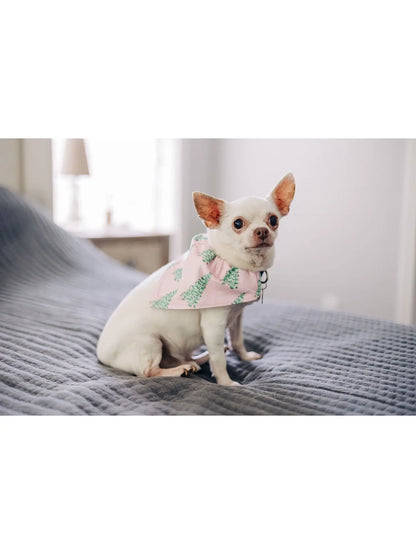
152,289,178,309
173,268,183,282
180,273,211,308
233,293,246,304
201,248,216,263
222,267,239,289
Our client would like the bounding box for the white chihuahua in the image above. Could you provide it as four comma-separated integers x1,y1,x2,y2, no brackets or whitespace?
97,173,295,386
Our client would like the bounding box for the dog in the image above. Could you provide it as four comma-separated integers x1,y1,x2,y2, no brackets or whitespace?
97,173,295,386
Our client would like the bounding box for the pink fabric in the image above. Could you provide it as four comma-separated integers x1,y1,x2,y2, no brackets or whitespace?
150,234,261,310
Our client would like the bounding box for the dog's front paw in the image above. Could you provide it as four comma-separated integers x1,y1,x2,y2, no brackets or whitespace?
240,351,262,361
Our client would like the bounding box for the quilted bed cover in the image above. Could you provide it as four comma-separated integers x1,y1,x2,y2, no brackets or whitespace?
0,186,415,415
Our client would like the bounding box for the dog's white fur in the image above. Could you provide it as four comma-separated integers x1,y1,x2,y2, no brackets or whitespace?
97,173,295,386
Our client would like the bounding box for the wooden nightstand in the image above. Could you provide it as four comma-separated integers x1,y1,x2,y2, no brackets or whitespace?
71,228,170,274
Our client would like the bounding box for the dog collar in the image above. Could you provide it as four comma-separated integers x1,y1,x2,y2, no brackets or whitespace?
150,234,265,310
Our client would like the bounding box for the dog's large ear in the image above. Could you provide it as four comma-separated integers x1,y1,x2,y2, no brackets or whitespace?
193,192,226,229
268,173,296,216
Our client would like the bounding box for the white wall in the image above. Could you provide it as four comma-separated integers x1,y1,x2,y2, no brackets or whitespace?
180,139,219,252
396,139,416,325
211,139,408,322
0,139,21,192
21,139,53,213
0,138,53,213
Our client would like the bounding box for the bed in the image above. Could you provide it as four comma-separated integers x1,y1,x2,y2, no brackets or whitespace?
0,186,415,415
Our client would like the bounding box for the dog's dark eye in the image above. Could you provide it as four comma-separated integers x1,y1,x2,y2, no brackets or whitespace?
233,218,243,230
269,215,278,227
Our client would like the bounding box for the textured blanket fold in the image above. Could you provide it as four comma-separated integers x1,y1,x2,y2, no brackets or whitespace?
0,186,415,415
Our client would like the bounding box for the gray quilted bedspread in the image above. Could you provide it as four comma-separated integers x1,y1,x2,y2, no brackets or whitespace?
0,186,415,415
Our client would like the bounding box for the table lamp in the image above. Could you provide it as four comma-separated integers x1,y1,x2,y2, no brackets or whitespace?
61,138,90,223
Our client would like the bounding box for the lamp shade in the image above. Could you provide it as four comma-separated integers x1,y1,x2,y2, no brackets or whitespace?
61,138,90,176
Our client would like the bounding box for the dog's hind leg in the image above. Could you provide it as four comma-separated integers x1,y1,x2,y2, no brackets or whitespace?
104,336,164,376
108,337,201,378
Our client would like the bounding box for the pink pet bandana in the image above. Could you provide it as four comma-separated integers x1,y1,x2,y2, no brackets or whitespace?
150,234,263,310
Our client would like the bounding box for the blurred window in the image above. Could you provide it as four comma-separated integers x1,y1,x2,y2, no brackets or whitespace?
52,138,177,233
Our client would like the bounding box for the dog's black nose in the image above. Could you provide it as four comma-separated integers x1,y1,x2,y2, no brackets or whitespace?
254,227,269,240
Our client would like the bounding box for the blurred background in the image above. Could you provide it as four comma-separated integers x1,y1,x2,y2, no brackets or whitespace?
1,138,415,325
